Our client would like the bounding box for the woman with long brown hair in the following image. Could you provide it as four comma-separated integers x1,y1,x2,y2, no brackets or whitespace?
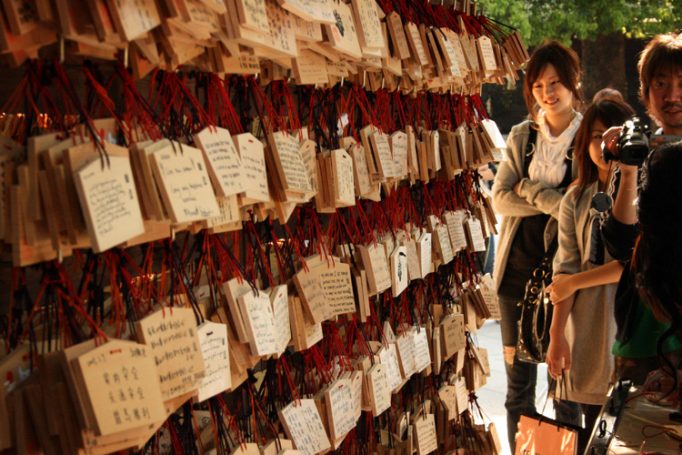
545,89,634,452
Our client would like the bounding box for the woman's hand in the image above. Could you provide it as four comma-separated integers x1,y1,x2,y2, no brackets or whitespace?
546,334,571,379
602,126,622,156
513,179,524,195
546,274,577,303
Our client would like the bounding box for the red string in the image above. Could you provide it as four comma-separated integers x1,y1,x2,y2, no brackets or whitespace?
268,222,288,284
219,76,244,134
354,201,377,245
4,268,21,352
309,345,333,385
471,94,490,119
249,77,283,132
279,356,301,404
354,86,378,127
370,298,387,346
246,220,276,288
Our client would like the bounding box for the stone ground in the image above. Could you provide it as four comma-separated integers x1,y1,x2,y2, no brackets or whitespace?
474,320,552,455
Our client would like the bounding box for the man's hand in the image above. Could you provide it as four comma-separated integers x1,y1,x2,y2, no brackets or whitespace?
602,126,639,176
546,274,577,303
546,334,571,379
642,368,681,408
617,162,639,178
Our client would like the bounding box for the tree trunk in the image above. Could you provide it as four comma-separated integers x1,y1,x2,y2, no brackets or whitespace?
578,32,627,103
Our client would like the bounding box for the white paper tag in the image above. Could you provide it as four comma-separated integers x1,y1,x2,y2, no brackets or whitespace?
279,399,331,455
412,328,431,373
196,321,231,401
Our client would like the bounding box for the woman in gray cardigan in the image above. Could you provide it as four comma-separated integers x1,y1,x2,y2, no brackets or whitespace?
491,40,583,452
545,91,633,453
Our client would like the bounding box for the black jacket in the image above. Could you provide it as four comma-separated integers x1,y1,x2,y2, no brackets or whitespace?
602,214,639,344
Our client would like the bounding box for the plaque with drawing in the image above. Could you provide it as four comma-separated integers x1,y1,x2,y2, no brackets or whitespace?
390,245,409,297
417,232,432,278
323,1,362,60
403,237,420,281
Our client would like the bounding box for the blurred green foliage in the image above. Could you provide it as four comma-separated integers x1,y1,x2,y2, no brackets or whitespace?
478,0,681,45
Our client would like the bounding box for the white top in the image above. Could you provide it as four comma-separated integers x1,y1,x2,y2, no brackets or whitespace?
528,110,582,187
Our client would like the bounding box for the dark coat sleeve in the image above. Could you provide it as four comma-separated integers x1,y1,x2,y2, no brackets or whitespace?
601,214,639,262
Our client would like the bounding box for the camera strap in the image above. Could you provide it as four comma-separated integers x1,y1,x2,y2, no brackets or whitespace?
523,124,538,178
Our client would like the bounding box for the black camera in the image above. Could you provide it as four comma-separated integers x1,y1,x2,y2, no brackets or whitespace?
602,117,651,167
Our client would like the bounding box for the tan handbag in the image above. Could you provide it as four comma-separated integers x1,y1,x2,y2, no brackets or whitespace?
515,414,578,455
515,377,580,455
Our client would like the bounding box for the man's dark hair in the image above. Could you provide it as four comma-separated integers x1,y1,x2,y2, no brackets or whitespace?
637,32,682,109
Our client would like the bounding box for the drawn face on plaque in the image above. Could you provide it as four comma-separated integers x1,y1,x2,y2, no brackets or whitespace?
397,252,404,282
334,10,345,36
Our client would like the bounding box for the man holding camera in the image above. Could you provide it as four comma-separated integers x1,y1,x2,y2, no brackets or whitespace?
601,31,682,384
